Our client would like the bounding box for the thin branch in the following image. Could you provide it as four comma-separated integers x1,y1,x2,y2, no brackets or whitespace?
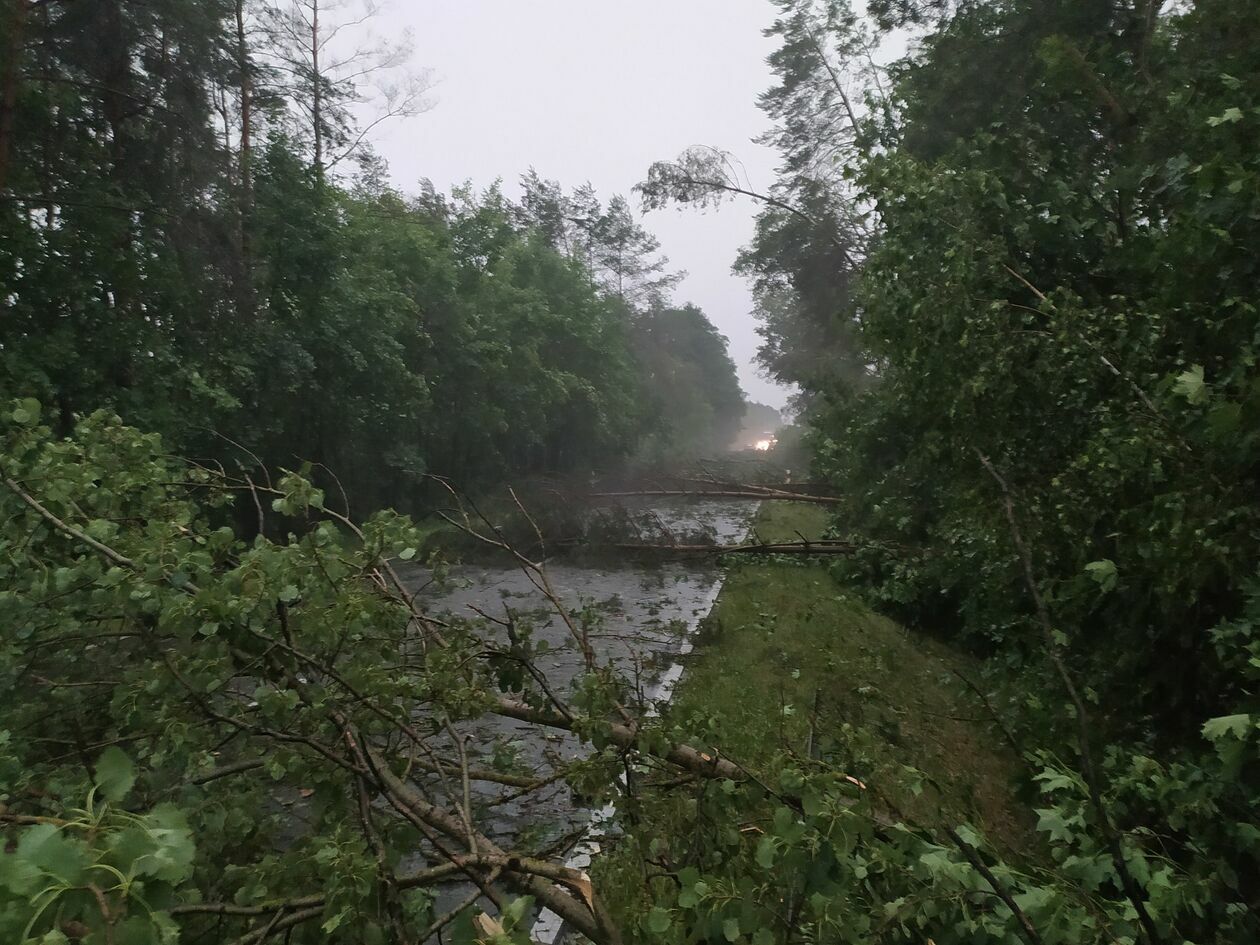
944,826,1043,945
3,475,134,569
974,449,1164,945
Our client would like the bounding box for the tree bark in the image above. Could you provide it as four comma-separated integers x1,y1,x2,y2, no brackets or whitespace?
235,0,252,209
310,0,322,178
603,539,858,555
0,0,31,192
590,488,843,505
233,0,257,317
368,747,622,945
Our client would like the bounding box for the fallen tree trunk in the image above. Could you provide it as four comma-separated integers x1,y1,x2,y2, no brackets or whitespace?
602,539,858,555
367,745,621,945
589,488,843,505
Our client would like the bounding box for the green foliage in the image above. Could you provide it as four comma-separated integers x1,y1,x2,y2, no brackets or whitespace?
0,6,744,516
0,746,195,945
781,0,1260,940
612,752,1260,945
0,407,448,941
816,0,1260,728
0,404,715,944
598,540,1258,945
13,0,1260,941
629,1,1260,943
629,304,748,461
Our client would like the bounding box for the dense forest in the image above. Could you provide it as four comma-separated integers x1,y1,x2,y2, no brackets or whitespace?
0,0,745,514
2,1,1258,944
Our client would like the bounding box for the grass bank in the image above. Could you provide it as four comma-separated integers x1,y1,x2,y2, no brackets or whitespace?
596,501,1035,924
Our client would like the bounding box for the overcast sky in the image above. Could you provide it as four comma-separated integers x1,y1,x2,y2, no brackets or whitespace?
365,1,790,409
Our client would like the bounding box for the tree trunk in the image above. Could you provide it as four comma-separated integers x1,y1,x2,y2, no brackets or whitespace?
310,0,322,179
601,539,860,555
234,0,257,317
0,0,30,192
100,0,137,332
235,0,253,210
589,487,844,504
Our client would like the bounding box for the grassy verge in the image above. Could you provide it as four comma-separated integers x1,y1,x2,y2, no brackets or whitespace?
682,502,1031,843
595,501,1035,923
744,499,834,545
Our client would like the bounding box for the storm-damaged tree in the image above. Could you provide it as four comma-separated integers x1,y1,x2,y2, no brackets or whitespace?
638,0,884,395
517,173,683,309
589,195,684,309
0,405,752,944
260,0,433,178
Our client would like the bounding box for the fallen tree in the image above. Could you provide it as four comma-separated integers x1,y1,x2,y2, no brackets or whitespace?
0,409,760,945
588,485,843,505
606,539,858,555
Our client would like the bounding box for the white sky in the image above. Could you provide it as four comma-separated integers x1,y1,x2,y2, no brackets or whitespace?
366,1,791,408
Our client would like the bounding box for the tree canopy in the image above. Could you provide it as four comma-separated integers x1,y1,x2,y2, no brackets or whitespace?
638,1,1260,942
0,0,743,514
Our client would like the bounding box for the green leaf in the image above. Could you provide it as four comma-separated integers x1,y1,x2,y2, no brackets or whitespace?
724,917,741,942
954,823,983,848
17,823,89,885
0,849,41,895
97,746,137,802
151,910,180,945
322,908,348,934
502,894,534,927
1012,886,1054,914
646,906,672,934
115,916,160,945
1035,808,1074,843
1207,106,1244,126
137,806,196,883
398,547,417,561
1084,559,1117,593
755,835,776,868
801,787,824,817
1202,714,1252,742
1173,364,1208,405
11,399,40,425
